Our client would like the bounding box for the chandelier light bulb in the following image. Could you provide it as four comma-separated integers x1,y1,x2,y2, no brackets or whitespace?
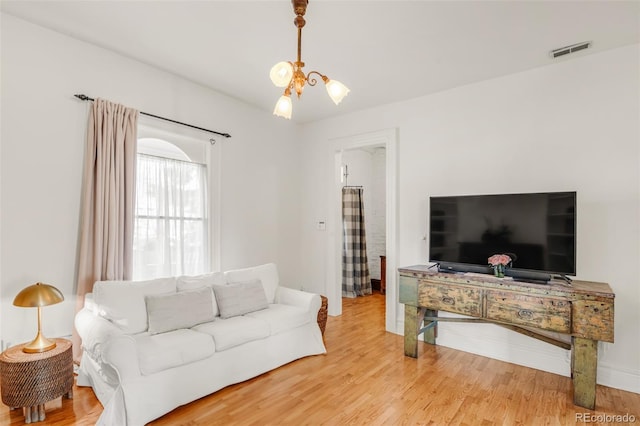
325,79,350,105
273,92,293,119
270,62,294,87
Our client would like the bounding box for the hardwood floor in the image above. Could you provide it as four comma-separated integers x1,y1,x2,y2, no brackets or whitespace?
2,293,639,425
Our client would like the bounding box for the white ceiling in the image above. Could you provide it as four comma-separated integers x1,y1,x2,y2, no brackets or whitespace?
2,1,639,123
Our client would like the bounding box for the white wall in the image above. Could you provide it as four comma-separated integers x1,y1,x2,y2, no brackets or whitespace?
298,44,640,393
0,14,301,349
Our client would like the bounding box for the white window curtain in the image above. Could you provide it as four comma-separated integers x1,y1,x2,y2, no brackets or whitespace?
133,154,208,279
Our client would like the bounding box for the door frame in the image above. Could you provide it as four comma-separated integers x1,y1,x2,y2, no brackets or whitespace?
326,128,398,333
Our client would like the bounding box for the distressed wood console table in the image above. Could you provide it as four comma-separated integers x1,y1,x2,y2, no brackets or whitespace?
399,265,614,410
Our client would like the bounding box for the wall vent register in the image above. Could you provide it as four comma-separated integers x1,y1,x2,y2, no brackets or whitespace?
550,41,592,58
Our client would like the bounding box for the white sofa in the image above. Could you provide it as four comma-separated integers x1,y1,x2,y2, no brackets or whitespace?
75,263,326,425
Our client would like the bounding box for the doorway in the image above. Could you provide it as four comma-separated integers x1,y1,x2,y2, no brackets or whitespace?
327,129,398,333
340,148,385,296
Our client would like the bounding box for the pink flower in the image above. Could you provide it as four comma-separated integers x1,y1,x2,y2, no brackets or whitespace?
488,254,511,266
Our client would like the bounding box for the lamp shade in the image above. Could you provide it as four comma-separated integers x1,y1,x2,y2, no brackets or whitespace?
325,79,350,105
13,282,64,308
270,62,294,87
273,93,293,119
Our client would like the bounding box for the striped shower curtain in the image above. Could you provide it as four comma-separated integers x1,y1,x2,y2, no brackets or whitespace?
342,187,372,297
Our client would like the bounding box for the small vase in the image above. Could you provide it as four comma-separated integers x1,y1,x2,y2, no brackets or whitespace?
493,264,505,278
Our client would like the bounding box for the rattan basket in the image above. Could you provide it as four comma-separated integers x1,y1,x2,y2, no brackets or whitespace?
317,295,328,336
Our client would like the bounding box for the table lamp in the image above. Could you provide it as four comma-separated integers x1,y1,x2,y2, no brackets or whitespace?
13,282,64,353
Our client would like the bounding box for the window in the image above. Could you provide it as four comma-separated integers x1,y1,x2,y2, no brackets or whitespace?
133,138,209,280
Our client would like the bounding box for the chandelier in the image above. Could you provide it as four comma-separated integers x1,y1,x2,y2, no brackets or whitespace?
270,0,350,119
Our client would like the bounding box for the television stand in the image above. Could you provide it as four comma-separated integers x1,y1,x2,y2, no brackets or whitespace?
554,274,573,286
398,265,614,410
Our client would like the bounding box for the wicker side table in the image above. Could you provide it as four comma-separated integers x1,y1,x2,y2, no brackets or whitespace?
0,338,73,424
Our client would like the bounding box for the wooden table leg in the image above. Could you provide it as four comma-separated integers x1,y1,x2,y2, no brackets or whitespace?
404,306,426,358
572,337,598,409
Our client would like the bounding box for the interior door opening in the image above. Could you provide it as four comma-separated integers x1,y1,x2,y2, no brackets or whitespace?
327,129,398,334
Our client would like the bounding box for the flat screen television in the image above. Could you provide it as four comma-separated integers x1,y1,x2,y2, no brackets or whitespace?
429,191,576,282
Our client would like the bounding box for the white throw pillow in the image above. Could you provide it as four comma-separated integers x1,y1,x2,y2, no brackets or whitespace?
146,287,216,335
224,263,279,303
212,280,268,319
93,277,177,334
177,272,226,317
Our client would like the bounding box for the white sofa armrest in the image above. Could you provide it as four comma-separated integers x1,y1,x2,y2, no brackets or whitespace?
75,305,141,383
275,286,321,318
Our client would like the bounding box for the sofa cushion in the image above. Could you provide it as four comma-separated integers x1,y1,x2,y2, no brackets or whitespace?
191,316,269,351
212,280,268,319
133,329,216,375
245,304,310,335
176,272,225,317
93,277,177,334
146,287,215,335
224,263,279,303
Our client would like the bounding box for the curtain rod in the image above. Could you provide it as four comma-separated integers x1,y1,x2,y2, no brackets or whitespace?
74,94,231,139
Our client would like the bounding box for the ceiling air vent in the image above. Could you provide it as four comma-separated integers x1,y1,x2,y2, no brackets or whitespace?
550,41,592,59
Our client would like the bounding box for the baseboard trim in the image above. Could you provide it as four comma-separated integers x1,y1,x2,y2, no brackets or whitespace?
395,319,639,394
598,363,640,394
432,322,571,377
